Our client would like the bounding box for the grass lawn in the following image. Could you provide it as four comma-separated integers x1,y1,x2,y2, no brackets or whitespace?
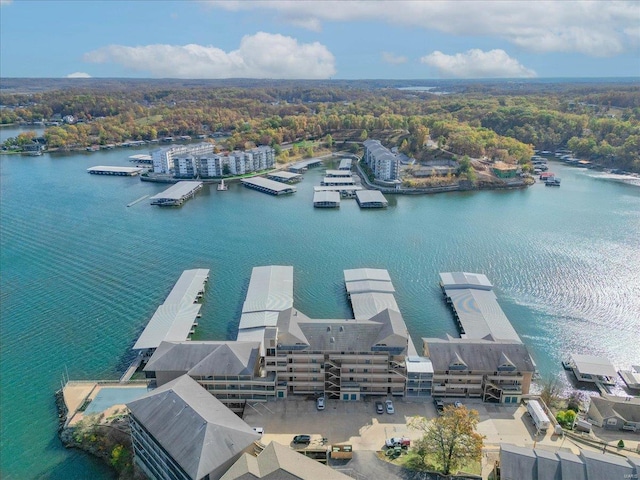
391,450,482,476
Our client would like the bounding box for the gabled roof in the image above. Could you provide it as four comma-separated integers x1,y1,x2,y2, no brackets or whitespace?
370,308,407,347
144,341,260,377
423,338,536,373
220,441,351,480
276,308,310,347
590,396,640,423
241,266,293,314
127,375,259,480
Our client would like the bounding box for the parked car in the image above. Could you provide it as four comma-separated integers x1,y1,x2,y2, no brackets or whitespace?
316,396,325,410
385,437,411,448
385,399,395,414
375,401,384,414
434,399,445,414
252,427,264,435
454,401,463,408
293,435,311,444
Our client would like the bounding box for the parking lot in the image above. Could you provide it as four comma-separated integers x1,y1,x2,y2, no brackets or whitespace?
242,396,565,453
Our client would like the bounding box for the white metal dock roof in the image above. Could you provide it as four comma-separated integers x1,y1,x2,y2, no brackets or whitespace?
87,166,143,174
267,171,301,180
238,311,280,330
338,158,352,169
344,268,392,283
314,185,362,192
313,191,340,204
322,176,355,184
443,284,521,342
439,272,493,290
345,280,395,294
355,190,388,205
570,354,617,378
325,169,352,177
350,292,400,320
241,266,294,314
241,177,297,193
133,269,209,350
149,181,203,201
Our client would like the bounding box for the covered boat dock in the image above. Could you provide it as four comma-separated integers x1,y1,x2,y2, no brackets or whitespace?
241,177,297,195
149,181,203,206
266,171,303,183
289,159,323,173
439,272,521,342
87,166,143,176
313,191,340,208
355,190,388,208
133,269,210,358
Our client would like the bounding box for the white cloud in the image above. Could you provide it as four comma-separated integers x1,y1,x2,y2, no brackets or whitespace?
421,49,537,78
66,72,92,78
381,52,407,65
207,1,639,57
83,32,336,79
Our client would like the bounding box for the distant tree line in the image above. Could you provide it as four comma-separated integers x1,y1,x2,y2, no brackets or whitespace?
1,82,638,171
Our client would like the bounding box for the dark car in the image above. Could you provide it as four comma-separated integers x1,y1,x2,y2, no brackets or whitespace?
293,435,311,444
375,401,384,414
434,399,445,414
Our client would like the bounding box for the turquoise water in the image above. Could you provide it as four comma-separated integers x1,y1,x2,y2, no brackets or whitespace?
1,137,639,478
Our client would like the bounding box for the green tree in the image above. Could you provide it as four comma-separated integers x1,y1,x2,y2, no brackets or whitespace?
359,129,368,141
324,134,334,148
409,406,484,475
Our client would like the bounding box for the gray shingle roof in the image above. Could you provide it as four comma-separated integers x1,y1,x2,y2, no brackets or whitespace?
220,441,352,479
144,341,260,377
127,375,259,480
423,337,536,373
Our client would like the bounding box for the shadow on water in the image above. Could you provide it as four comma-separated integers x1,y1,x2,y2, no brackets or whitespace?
226,277,250,340
36,439,116,480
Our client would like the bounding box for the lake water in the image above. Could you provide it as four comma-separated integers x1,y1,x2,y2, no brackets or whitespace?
1,132,639,478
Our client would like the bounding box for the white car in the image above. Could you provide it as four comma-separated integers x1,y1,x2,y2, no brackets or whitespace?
454,401,463,408
385,399,395,414
317,396,325,410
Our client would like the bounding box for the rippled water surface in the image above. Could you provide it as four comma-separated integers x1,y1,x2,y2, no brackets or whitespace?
1,141,639,478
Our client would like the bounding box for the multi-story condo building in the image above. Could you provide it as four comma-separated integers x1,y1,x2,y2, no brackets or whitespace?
197,154,225,178
167,146,276,178
151,143,215,174
173,155,197,178
363,139,399,181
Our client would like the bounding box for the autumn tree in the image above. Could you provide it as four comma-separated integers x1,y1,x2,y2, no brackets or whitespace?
409,406,484,475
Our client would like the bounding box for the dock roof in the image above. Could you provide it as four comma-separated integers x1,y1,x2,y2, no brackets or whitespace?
87,165,143,174
325,169,352,177
355,190,388,205
241,266,293,314
440,272,519,342
570,354,617,378
322,176,355,184
313,191,340,204
133,269,209,350
241,177,297,193
149,181,203,201
267,171,302,180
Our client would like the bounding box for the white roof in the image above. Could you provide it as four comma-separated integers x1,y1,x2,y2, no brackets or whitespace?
241,266,293,314
133,269,209,350
344,268,392,283
571,354,617,377
87,166,143,173
325,169,352,176
149,181,202,201
355,190,388,204
238,311,280,330
345,280,395,294
445,287,521,342
313,191,340,204
314,185,362,192
323,177,355,184
268,171,301,180
439,272,493,290
241,177,297,192
406,356,434,374
350,292,399,320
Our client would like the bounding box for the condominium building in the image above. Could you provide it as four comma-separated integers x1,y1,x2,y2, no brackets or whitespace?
152,143,215,173
363,139,399,181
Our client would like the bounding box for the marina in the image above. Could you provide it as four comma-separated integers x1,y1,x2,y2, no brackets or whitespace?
563,354,618,386
87,165,143,176
2,145,640,479
321,176,356,186
288,158,323,173
149,180,203,206
241,176,297,195
325,169,353,178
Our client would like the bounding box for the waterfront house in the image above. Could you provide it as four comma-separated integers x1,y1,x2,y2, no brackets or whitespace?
587,395,640,432
127,375,260,480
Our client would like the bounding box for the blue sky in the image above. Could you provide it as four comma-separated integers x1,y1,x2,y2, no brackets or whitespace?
1,0,639,79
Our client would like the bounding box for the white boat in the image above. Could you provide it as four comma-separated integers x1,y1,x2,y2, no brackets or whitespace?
217,179,228,191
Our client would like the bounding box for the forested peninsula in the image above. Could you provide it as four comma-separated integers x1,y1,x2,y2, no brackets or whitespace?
1,78,638,173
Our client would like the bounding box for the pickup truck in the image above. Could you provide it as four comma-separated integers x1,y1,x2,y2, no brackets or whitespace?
384,436,410,448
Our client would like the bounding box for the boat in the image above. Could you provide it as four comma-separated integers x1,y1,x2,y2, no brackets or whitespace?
545,178,561,186
217,179,228,191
